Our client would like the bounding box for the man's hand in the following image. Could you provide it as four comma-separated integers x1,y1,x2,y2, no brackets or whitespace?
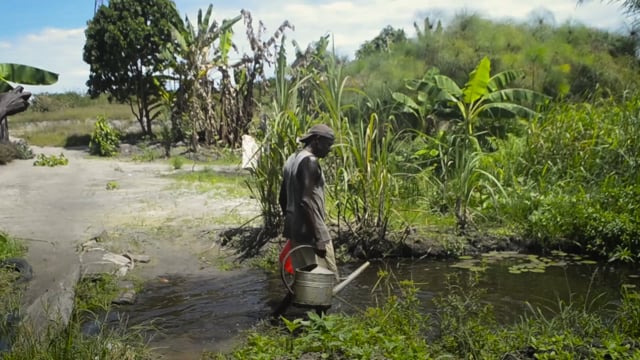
314,247,327,258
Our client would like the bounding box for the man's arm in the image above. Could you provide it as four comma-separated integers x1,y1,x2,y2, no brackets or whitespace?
298,157,331,255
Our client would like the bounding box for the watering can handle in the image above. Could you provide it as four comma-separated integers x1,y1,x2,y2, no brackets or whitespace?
280,244,314,295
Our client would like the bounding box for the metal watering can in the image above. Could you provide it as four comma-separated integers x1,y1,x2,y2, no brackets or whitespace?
280,245,370,307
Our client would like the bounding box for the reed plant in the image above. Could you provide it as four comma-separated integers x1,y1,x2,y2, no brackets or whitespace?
312,55,403,255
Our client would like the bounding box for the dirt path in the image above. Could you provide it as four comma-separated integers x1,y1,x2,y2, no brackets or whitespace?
0,144,258,317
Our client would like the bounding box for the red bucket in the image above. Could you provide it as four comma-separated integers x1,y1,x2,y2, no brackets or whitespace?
278,239,294,274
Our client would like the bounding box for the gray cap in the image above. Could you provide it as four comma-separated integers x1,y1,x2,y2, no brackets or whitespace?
299,124,335,142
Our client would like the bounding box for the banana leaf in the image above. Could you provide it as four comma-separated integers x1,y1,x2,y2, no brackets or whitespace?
0,63,59,92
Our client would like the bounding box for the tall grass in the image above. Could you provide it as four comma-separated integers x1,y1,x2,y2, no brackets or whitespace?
313,55,403,255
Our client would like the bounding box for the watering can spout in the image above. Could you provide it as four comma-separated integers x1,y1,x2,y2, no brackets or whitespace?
332,261,370,296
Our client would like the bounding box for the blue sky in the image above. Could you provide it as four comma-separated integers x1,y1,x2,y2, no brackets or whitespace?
0,0,632,94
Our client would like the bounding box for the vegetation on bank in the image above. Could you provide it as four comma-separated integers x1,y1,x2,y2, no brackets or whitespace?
1,230,150,359
208,274,640,359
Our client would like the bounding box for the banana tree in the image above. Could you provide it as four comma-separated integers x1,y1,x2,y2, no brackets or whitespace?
428,56,549,140
0,63,58,141
395,57,548,230
170,5,241,150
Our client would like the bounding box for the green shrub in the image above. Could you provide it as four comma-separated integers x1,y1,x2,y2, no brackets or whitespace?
170,156,185,170
0,231,25,260
11,140,34,160
33,153,69,167
89,115,120,157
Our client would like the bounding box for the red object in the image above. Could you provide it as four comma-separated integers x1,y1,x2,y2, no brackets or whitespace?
279,239,294,274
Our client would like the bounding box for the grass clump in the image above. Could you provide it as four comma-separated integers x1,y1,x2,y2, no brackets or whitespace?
168,168,250,197
106,181,119,190
170,155,186,170
0,232,25,260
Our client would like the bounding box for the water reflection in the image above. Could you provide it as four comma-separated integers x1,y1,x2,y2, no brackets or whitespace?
119,257,640,359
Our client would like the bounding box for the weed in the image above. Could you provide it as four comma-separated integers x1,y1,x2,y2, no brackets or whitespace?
32,153,68,167
0,232,26,260
170,155,186,170
106,181,119,190
89,116,120,157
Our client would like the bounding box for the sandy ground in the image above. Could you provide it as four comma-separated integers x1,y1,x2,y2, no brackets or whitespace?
0,143,258,310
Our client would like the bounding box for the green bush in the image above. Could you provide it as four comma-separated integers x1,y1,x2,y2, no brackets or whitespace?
0,231,25,260
33,153,69,167
11,140,34,160
170,156,185,170
89,116,120,157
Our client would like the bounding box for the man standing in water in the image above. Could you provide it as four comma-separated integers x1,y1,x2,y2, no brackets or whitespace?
274,124,339,316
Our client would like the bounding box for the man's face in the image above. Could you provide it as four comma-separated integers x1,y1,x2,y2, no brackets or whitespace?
315,136,334,158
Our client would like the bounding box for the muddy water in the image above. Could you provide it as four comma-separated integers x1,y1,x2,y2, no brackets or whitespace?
119,255,640,359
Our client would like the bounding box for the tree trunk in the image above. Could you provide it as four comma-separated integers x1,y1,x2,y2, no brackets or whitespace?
0,116,8,142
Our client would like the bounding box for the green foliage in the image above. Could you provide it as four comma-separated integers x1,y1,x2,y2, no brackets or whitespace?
74,275,120,313
10,140,33,159
220,275,640,359
493,95,640,261
355,25,407,59
169,156,185,170
89,116,120,157
32,153,69,167
432,274,501,357
226,281,430,360
106,181,119,190
0,231,25,260
170,4,242,149
4,273,151,360
351,14,640,102
615,286,640,337
0,140,33,165
83,0,182,136
0,63,58,92
393,57,544,230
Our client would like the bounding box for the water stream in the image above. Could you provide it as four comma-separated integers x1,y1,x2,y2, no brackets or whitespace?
118,252,640,359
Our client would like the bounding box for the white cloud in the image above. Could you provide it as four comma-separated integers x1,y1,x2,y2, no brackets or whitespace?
4,0,630,94
2,28,87,94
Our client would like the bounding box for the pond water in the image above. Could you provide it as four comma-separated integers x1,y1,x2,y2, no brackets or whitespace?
118,252,640,360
